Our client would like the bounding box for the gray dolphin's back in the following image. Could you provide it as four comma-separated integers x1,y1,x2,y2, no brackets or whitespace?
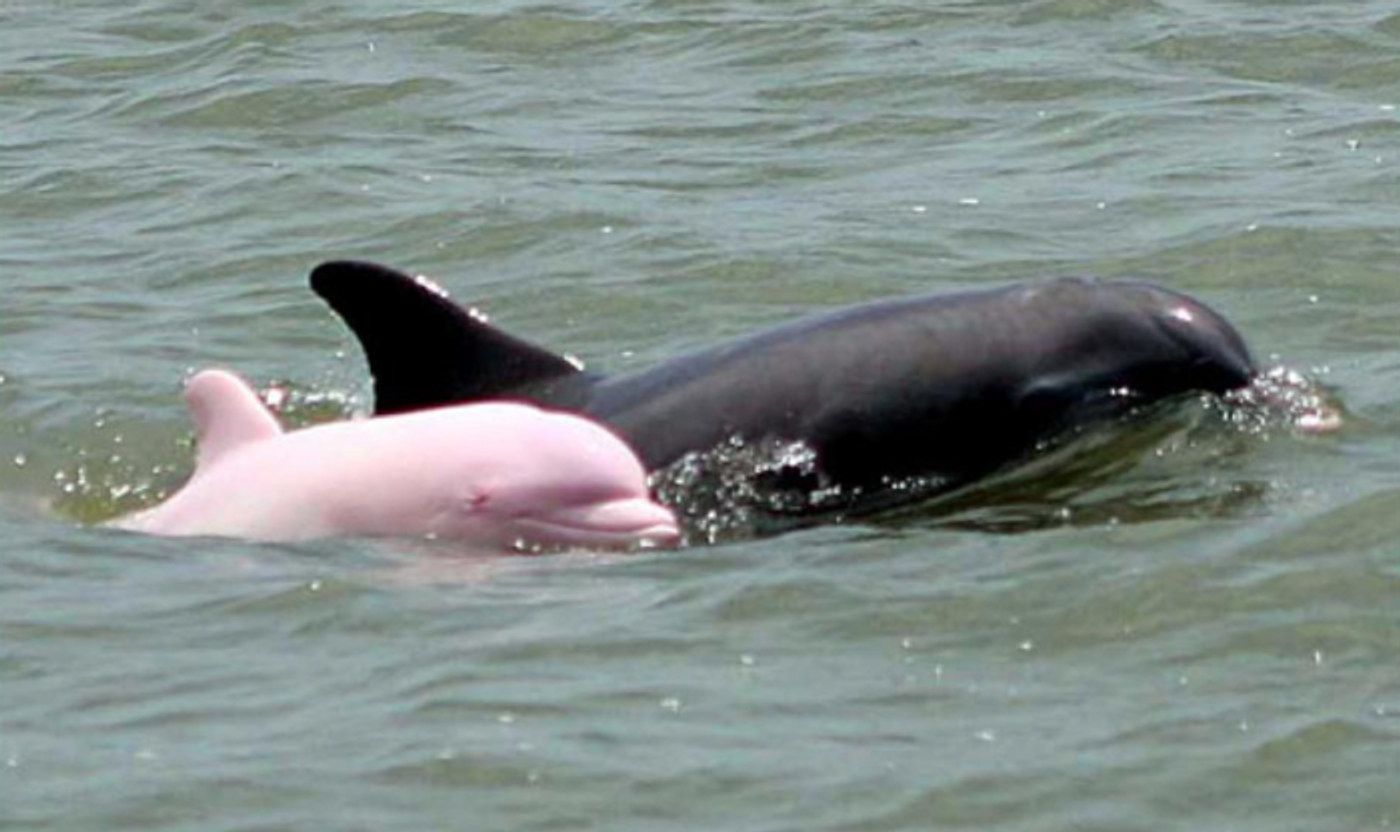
583,278,1253,484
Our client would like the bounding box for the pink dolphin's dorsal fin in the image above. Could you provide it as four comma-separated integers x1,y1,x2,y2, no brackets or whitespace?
185,370,284,472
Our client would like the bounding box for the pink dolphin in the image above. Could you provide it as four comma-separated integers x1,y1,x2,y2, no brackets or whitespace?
112,370,679,550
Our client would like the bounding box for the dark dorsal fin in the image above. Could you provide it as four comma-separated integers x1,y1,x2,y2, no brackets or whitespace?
310,261,584,414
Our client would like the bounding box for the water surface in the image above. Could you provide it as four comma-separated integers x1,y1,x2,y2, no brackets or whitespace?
5,1,1400,829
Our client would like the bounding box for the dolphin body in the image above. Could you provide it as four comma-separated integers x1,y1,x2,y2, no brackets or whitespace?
112,369,680,549
310,261,1256,511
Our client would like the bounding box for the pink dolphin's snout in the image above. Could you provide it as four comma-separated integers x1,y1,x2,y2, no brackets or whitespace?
513,495,681,549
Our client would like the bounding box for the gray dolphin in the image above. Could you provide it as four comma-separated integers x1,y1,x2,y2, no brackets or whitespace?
310,261,1255,511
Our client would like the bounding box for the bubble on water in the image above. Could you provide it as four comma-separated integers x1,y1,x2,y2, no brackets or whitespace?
262,386,288,411
1222,365,1343,435
651,436,837,543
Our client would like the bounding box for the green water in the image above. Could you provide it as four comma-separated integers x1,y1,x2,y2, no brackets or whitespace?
5,1,1400,829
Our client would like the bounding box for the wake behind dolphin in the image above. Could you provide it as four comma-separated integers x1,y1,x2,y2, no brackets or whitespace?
310,261,1258,519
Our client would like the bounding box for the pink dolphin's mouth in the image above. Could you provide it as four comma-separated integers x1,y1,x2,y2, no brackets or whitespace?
514,496,681,550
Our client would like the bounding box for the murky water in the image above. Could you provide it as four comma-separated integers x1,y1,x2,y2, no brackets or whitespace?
5,1,1400,829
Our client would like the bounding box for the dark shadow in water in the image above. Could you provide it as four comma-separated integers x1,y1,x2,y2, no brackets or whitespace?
875,408,1271,534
